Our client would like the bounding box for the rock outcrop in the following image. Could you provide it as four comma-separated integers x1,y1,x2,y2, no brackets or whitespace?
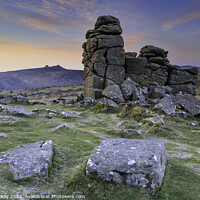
82,15,125,99
86,138,166,194
82,15,199,118
82,15,198,101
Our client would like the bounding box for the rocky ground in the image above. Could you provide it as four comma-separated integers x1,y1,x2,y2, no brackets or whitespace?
0,87,199,200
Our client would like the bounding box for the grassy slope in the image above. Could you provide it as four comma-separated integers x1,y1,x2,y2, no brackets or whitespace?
0,83,200,199
0,67,83,90
0,83,83,103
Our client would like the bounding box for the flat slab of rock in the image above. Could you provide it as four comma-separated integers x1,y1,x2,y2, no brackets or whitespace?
86,138,166,194
0,104,34,116
61,111,82,118
0,116,21,122
52,123,76,131
0,140,53,180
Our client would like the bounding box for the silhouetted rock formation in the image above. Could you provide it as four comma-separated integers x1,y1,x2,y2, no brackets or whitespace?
82,15,125,99
82,15,199,102
138,46,198,95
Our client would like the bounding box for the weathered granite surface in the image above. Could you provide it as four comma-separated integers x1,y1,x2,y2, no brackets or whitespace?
0,104,34,116
0,140,53,180
82,15,198,105
86,138,166,194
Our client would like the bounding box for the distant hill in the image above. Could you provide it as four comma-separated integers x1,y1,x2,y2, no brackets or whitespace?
0,65,83,90
180,65,200,75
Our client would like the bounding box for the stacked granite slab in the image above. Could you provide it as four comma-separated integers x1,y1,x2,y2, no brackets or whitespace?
138,45,169,86
82,15,125,99
167,65,198,95
82,16,198,101
138,45,198,95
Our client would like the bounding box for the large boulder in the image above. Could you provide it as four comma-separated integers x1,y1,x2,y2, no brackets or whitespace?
97,35,124,49
168,68,198,85
155,94,176,115
175,93,200,116
102,84,125,103
86,138,166,194
140,45,167,58
170,83,197,96
0,140,53,180
106,65,125,84
121,77,138,100
84,87,103,99
107,47,125,65
125,57,147,75
149,86,172,99
84,75,105,89
95,15,122,34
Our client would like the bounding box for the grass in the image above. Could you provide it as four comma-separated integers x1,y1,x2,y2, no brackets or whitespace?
0,85,200,199
0,83,83,103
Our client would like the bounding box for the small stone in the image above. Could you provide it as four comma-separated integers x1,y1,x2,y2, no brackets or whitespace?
80,97,97,106
0,133,8,137
189,121,199,126
142,115,164,126
61,111,82,118
98,98,119,108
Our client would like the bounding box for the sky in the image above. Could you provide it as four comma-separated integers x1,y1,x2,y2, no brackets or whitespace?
0,0,200,72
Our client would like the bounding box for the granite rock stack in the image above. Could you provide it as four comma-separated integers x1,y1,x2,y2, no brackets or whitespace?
137,45,198,95
82,15,125,99
82,15,198,102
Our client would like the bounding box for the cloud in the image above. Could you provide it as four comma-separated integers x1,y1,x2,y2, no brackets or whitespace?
190,29,200,36
0,0,93,34
163,10,200,30
16,12,89,34
0,4,90,34
54,0,98,10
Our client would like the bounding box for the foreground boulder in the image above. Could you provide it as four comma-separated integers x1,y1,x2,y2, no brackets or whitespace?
0,104,34,116
86,138,166,194
0,140,53,180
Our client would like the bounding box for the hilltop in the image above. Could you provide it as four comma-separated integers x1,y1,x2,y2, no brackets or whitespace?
0,65,83,90
181,65,200,75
